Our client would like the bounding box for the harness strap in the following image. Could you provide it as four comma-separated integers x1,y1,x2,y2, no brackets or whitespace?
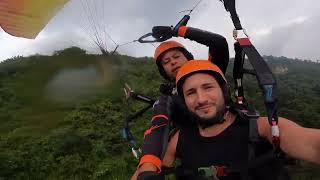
219,0,281,149
233,42,246,104
237,38,280,149
247,110,260,162
220,0,242,30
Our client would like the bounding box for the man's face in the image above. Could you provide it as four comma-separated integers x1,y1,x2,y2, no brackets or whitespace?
161,49,188,79
182,73,225,122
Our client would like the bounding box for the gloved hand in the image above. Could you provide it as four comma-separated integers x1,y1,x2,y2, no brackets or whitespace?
137,171,164,180
152,26,176,41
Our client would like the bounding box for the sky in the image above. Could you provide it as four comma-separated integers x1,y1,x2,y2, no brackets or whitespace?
1,0,320,62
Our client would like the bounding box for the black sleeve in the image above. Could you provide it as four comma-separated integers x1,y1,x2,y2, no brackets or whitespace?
139,119,170,170
140,117,170,159
139,95,187,170
182,27,229,74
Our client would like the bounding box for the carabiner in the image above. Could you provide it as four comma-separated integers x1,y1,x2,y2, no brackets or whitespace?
138,32,160,43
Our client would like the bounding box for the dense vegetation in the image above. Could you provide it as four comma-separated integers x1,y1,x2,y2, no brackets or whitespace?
0,47,319,179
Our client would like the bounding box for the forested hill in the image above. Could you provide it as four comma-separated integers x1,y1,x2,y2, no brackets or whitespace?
0,47,319,179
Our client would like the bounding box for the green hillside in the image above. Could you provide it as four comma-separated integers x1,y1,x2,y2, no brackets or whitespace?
0,47,319,179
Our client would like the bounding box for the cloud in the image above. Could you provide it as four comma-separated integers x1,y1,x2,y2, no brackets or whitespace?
0,0,320,61
254,15,320,60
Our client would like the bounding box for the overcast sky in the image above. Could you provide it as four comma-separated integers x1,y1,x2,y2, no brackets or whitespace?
1,0,319,62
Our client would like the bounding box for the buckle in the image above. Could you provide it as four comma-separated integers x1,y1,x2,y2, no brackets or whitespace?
233,29,249,40
131,148,141,159
243,109,260,118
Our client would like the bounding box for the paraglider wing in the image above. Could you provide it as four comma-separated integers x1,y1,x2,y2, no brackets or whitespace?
0,0,69,39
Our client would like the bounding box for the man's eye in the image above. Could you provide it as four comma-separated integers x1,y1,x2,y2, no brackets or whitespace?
185,91,195,96
204,85,215,91
173,55,180,59
162,60,169,65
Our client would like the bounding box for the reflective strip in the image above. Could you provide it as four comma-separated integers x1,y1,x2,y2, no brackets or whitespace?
271,124,280,137
236,96,243,104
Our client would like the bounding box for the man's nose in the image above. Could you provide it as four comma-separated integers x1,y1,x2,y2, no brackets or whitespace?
170,59,177,65
196,90,208,104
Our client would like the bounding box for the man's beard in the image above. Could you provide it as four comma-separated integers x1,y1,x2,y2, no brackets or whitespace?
190,103,226,130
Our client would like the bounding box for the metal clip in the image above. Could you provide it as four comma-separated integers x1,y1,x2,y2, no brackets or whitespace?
132,148,142,159
123,83,134,100
233,29,249,40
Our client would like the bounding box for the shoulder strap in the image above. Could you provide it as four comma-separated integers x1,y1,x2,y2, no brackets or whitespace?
246,110,260,162
228,105,260,162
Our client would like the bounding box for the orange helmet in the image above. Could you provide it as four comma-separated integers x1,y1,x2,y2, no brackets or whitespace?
154,40,193,80
176,60,230,103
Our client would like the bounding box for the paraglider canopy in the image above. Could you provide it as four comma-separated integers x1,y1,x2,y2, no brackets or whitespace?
0,0,69,39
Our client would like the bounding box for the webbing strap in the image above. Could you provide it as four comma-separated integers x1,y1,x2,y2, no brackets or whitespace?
240,44,276,86
219,0,242,30
233,42,245,104
248,115,260,162
237,39,280,148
